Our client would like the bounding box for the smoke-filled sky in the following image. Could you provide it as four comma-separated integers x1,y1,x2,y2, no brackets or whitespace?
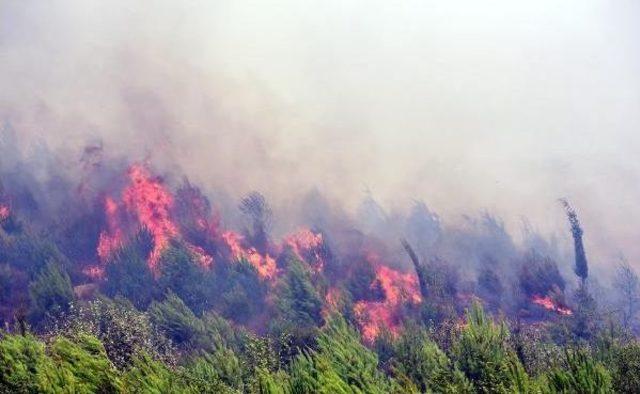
1,1,639,267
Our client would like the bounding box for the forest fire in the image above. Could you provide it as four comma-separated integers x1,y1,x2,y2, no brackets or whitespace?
0,161,592,346
531,295,573,316
95,164,215,274
2,4,634,390
355,264,422,342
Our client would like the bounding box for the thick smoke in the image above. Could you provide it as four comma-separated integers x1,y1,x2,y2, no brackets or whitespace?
2,0,640,271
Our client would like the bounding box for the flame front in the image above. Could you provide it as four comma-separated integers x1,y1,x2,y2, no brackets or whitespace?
531,295,573,316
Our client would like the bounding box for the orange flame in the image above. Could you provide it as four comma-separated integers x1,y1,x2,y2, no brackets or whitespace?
354,264,422,342
222,230,277,280
97,197,124,261
284,228,324,272
97,164,213,273
123,165,178,271
531,295,573,316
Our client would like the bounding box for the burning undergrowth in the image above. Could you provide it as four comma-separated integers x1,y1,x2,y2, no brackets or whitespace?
0,158,586,343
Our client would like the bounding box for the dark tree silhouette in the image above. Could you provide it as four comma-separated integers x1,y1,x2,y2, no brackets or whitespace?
239,192,271,255
560,199,588,285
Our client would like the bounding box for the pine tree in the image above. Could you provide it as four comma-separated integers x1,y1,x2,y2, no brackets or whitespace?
28,260,74,326
560,199,588,285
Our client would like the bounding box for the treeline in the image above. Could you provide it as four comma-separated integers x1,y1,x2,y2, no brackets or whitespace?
3,173,640,392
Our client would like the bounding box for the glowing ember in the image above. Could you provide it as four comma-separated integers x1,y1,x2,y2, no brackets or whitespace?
82,265,105,280
355,264,422,342
123,165,178,271
531,295,573,316
222,230,277,280
0,204,9,221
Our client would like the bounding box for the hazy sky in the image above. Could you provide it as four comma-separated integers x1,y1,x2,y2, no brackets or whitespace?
1,1,639,266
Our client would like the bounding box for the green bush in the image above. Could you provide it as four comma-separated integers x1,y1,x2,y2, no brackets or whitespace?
544,348,613,394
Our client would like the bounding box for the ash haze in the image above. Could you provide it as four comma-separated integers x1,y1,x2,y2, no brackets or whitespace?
1,1,640,271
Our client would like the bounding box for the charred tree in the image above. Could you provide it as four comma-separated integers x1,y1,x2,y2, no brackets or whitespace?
402,239,429,300
560,199,588,285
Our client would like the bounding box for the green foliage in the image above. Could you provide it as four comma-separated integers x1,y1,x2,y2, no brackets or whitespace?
389,323,472,393
149,292,248,356
181,350,243,393
56,297,173,369
544,348,613,394
0,333,122,394
6,234,70,279
0,334,52,393
150,291,204,347
158,243,212,314
122,354,178,394
216,258,268,325
287,316,394,393
28,260,74,326
609,342,640,394
276,260,323,328
452,302,524,393
47,334,123,393
103,231,157,309
201,310,249,353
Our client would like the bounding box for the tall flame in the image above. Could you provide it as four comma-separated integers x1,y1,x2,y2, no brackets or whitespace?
96,164,213,273
122,164,178,271
97,197,124,261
